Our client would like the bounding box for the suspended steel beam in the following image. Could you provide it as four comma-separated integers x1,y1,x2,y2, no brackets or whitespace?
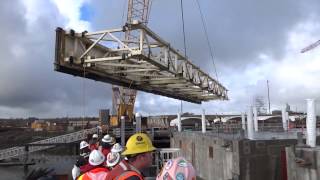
54,22,228,104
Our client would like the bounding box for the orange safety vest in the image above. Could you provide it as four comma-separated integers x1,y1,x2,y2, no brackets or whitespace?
106,160,143,180
77,167,109,180
114,170,143,180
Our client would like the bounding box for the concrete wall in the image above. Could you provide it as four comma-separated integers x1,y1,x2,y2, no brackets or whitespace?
171,132,297,180
286,146,320,180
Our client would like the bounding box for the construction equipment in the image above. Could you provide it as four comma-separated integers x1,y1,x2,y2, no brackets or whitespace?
301,39,320,53
110,0,152,127
54,1,228,127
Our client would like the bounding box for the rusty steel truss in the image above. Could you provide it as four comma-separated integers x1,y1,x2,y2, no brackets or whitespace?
54,22,228,104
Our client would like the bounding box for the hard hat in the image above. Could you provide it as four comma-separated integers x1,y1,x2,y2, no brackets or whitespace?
92,134,99,139
122,133,156,156
111,143,124,153
88,150,105,166
102,134,112,143
106,152,121,167
110,137,116,145
156,157,196,180
80,141,89,150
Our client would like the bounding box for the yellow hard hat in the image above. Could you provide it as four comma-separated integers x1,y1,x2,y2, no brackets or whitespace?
122,133,156,156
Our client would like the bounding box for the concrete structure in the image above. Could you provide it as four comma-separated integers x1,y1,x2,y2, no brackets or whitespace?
306,99,317,147
241,113,246,130
282,106,288,131
253,107,258,132
286,146,320,180
247,107,254,139
170,116,210,130
172,132,297,180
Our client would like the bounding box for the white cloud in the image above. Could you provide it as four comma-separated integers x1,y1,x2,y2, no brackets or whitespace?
51,0,91,31
22,0,91,31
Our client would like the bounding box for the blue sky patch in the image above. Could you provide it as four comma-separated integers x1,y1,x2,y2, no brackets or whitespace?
80,3,93,21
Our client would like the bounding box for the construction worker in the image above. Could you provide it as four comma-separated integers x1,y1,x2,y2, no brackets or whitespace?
79,141,91,158
77,150,110,180
106,133,156,179
72,141,91,179
156,157,196,180
99,134,114,157
89,134,99,151
106,143,125,169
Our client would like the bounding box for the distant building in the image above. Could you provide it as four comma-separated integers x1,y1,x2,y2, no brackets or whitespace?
31,120,47,131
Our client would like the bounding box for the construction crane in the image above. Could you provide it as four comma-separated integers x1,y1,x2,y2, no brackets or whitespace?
301,39,320,53
54,0,228,125
110,0,152,127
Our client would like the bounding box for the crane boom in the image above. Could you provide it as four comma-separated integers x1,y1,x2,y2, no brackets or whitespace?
112,0,151,125
301,39,320,53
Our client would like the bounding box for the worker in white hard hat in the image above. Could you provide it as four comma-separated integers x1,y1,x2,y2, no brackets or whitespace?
79,141,90,157
72,141,90,179
92,134,99,139
77,150,110,180
89,134,99,151
111,143,125,154
106,143,125,169
99,134,114,157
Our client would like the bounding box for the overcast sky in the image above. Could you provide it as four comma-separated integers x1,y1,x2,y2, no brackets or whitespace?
1,0,320,118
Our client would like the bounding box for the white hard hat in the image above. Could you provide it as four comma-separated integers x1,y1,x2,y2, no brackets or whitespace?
92,134,99,139
89,150,105,166
102,134,112,143
106,152,121,167
111,143,124,153
79,141,89,150
110,137,116,145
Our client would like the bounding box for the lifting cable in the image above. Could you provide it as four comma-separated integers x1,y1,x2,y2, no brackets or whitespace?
179,0,188,114
82,66,86,130
180,0,188,58
195,0,219,80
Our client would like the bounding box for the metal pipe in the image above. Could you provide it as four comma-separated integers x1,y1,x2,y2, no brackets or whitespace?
202,109,206,133
121,116,126,146
306,99,317,147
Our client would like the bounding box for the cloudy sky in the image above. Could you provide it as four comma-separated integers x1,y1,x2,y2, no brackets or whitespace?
1,0,320,118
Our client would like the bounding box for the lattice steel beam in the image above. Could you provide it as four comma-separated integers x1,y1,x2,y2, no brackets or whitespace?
54,22,228,104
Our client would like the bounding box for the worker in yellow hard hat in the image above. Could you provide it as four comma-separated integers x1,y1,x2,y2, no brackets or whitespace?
106,133,156,180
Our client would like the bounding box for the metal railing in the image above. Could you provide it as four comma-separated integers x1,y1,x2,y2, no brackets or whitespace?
0,127,98,160
154,148,181,173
